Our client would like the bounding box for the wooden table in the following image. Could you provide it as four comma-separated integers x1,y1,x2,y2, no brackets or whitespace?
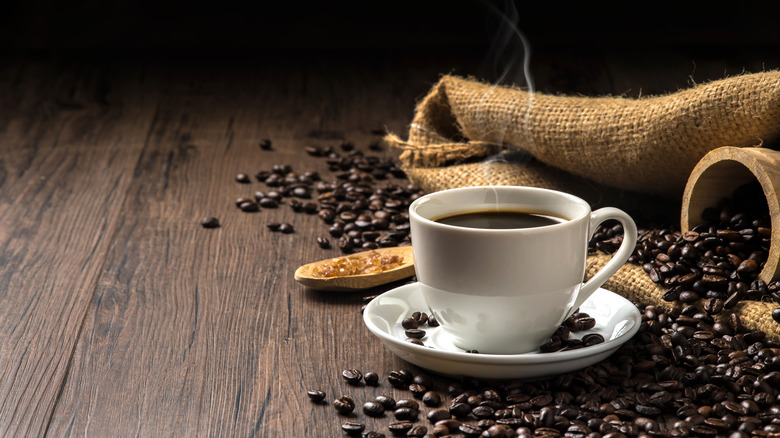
1,25,780,436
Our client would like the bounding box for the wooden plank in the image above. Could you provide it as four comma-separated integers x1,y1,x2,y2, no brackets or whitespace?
0,55,156,436
46,53,449,436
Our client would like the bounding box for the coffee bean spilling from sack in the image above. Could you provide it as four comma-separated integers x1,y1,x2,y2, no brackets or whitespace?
590,180,780,318
309,302,780,437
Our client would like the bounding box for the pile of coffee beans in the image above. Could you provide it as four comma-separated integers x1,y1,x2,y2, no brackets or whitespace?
588,181,780,325
309,302,780,437
205,139,422,254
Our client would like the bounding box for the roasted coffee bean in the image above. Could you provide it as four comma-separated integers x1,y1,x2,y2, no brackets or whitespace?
342,368,362,384
235,173,251,183
427,409,451,423
259,139,272,150
307,389,326,403
393,407,418,421
341,422,365,436
401,317,419,330
408,383,427,398
405,329,425,339
387,370,412,387
200,217,220,228
258,197,279,208
266,222,281,231
278,223,294,233
316,236,331,249
239,200,260,212
458,423,482,437
363,401,385,417
773,308,780,323
375,395,396,410
334,396,355,415
422,391,441,407
405,425,427,437
388,422,413,435
364,371,379,386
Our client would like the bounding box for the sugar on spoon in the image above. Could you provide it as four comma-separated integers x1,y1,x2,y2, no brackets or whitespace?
294,246,415,291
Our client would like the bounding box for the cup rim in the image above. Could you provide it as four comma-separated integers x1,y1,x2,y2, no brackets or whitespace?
409,185,591,233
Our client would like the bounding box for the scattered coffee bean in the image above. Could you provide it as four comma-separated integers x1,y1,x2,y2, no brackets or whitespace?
422,391,441,407
773,308,780,323
405,425,427,437
404,329,425,339
306,389,325,403
373,395,395,411
259,139,272,150
363,401,385,417
239,200,259,212
387,421,413,435
316,236,331,249
200,217,220,228
342,368,363,385
266,222,281,231
235,173,251,183
341,421,365,436
333,395,355,415
364,371,379,386
278,223,294,233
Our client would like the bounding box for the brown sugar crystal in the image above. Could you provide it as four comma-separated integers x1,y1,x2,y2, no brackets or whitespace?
314,251,404,278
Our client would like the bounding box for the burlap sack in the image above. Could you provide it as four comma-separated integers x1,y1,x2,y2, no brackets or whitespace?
386,71,780,198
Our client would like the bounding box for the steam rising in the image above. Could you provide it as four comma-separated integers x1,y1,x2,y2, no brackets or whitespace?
478,0,535,180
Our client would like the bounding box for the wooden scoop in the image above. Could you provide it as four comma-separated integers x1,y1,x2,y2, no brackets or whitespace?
294,246,415,291
681,146,780,282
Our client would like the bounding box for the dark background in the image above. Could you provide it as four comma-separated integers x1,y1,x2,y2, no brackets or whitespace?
2,1,778,54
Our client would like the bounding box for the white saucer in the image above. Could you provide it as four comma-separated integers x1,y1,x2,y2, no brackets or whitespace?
363,283,641,379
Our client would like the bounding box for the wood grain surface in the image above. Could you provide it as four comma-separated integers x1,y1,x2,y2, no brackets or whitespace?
1,35,779,437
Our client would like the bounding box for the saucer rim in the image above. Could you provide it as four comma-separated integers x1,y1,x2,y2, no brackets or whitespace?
363,282,641,365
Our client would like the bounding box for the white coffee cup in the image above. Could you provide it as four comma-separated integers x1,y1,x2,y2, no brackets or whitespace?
408,186,637,354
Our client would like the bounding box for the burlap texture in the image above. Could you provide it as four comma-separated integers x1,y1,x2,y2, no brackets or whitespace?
387,71,780,198
588,253,780,341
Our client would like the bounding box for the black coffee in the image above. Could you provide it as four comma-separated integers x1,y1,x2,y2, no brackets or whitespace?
435,210,565,229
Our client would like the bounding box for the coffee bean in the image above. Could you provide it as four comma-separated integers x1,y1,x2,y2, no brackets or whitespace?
235,173,251,183
405,425,427,437
375,395,396,410
316,236,331,249
422,391,441,407
259,139,272,150
266,222,281,231
405,329,425,339
427,409,451,423
307,389,326,403
341,422,365,436
278,223,294,233
342,368,362,385
334,396,355,415
239,201,259,212
393,407,417,421
388,422,413,435
200,217,220,228
363,401,385,417
773,308,780,323
364,371,379,386
258,197,279,208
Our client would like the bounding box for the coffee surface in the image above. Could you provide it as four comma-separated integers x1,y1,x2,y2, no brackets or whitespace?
435,210,565,229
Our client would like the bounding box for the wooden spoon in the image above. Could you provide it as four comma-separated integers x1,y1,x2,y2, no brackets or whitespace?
294,246,415,291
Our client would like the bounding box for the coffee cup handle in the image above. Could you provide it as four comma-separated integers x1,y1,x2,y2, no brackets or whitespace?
566,207,638,318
